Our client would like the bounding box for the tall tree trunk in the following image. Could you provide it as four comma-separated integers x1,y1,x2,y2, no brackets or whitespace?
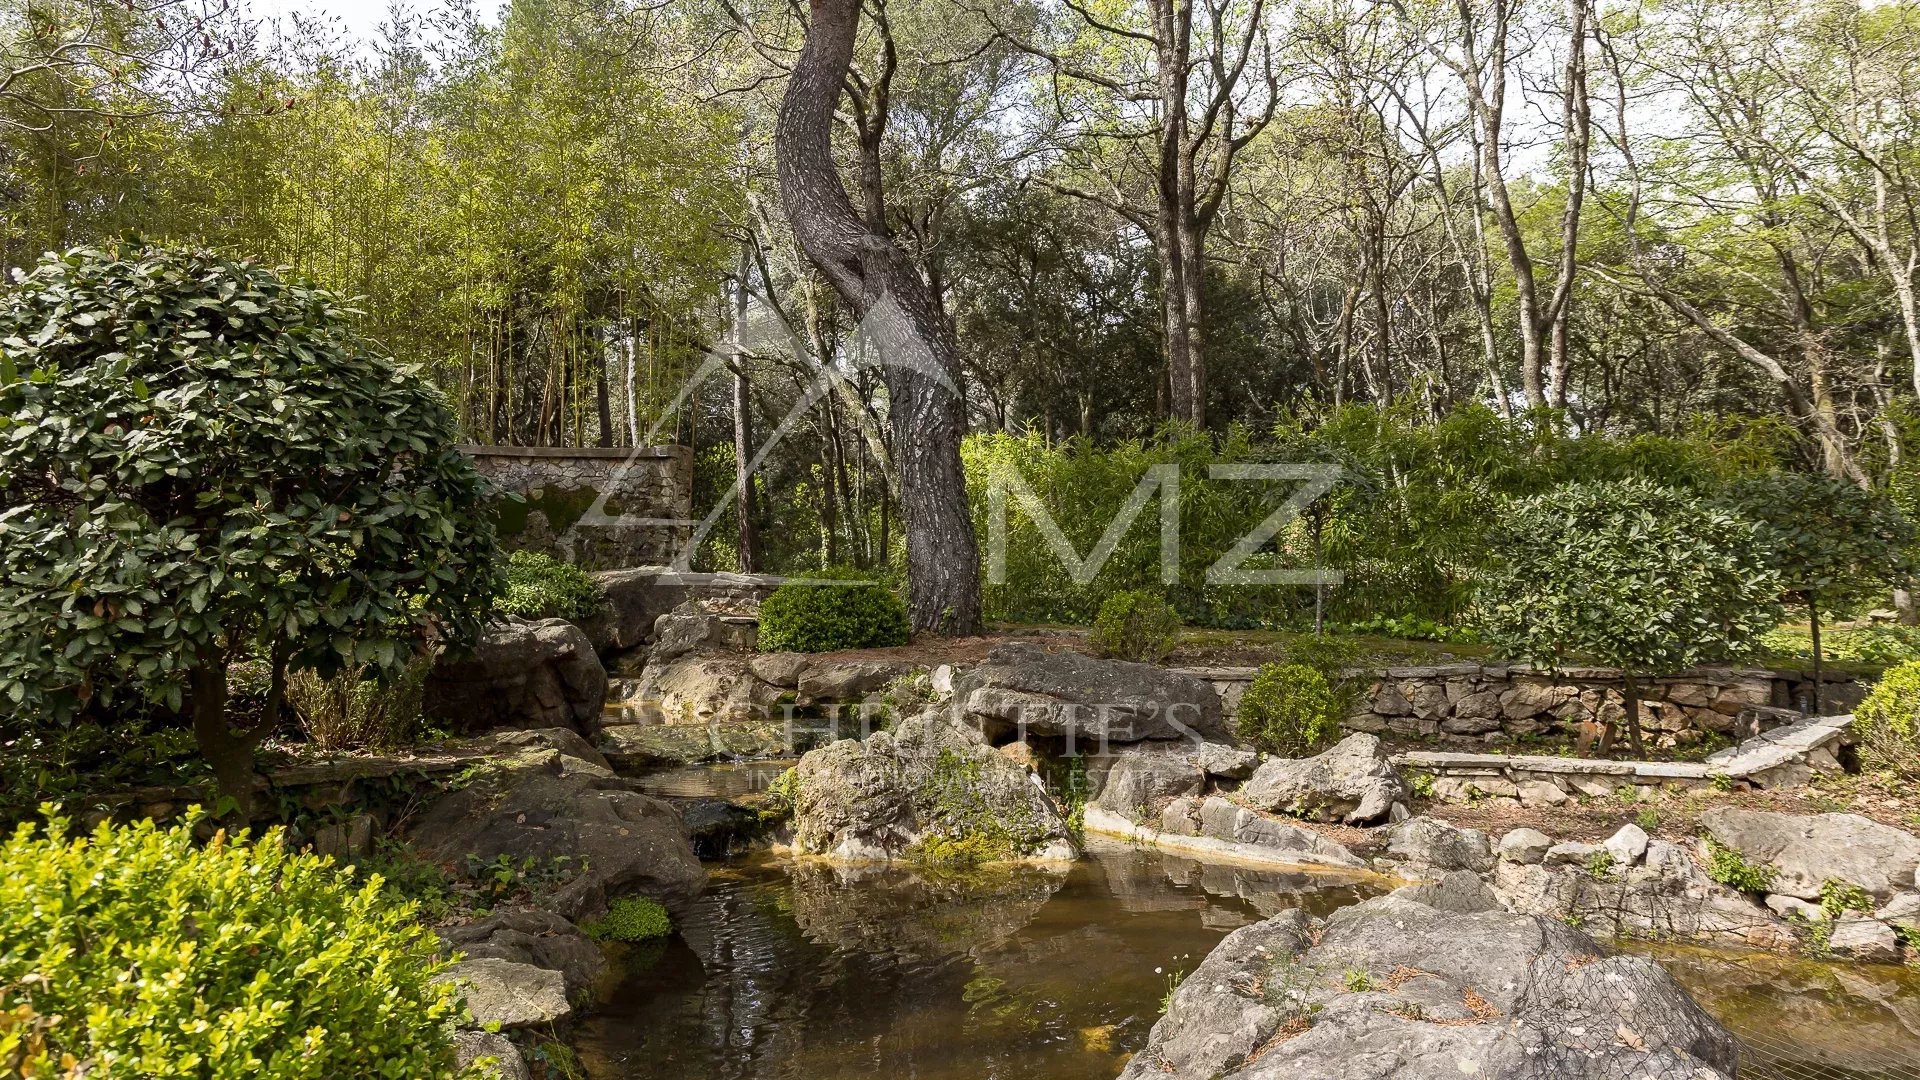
731,251,761,574
189,654,258,822
775,0,982,634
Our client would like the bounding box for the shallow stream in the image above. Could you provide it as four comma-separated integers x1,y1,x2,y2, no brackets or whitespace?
578,767,1920,1080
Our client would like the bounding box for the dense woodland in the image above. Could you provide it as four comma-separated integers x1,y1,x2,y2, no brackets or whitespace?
9,0,1920,596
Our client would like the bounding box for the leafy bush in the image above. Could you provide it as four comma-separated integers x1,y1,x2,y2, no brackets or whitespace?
496,549,607,622
289,654,434,751
582,896,672,942
1477,479,1781,753
1237,662,1341,757
1089,590,1182,662
1703,838,1777,893
757,570,909,653
0,812,471,1077
1819,879,1876,919
1852,660,1920,778
0,244,502,813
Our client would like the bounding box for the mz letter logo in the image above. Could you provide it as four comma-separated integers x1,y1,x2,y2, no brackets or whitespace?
985,463,1345,586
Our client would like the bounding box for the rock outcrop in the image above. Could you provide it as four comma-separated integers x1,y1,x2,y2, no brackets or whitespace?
1384,816,1496,874
439,909,607,1000
433,958,571,1030
1238,733,1408,825
787,712,1077,864
425,619,608,733
1699,808,1920,903
950,643,1228,744
1086,740,1258,822
584,567,782,656
409,746,706,919
1120,889,1739,1080
1154,796,1367,869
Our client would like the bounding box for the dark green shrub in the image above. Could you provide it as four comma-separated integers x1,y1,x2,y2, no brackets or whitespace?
1237,662,1341,757
0,244,501,813
582,896,672,942
1853,660,1920,778
0,812,470,1077
1089,590,1182,662
497,549,607,621
757,572,909,653
289,654,434,751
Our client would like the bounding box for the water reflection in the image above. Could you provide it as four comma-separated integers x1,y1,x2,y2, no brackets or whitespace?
574,838,1377,1080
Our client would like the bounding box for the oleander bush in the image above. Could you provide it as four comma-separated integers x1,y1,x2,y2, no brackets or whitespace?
0,812,473,1078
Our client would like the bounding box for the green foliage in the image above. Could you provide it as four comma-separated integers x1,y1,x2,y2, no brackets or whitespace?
1855,660,1920,778
1717,473,1915,609
1636,807,1662,833
906,749,1049,867
1760,623,1920,666
289,654,434,751
1477,479,1783,675
1342,968,1375,992
1237,662,1341,757
763,767,800,820
1409,771,1436,799
0,244,502,798
1586,849,1618,877
1818,879,1876,919
1704,839,1777,893
582,896,672,942
496,550,607,622
0,812,470,1077
756,572,910,653
1089,590,1183,662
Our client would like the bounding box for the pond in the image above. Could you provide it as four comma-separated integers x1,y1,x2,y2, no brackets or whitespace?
578,771,1920,1080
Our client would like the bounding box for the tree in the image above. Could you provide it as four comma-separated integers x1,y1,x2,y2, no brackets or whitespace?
0,244,502,814
1477,478,1782,754
774,0,982,634
1719,473,1916,713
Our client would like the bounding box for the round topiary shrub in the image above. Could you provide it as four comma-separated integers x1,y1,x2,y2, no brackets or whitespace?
756,570,909,653
0,812,471,1077
496,549,607,621
1236,662,1341,758
1089,590,1182,663
1853,660,1920,779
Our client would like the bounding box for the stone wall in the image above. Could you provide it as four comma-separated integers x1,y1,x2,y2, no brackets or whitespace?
463,445,692,570
1186,663,1866,749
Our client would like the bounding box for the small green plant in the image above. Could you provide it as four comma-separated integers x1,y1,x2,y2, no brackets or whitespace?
530,1041,587,1080
1818,879,1876,920
1089,590,1182,663
1703,838,1777,893
1157,960,1189,1012
0,811,470,1076
1711,773,1736,793
1635,807,1661,833
289,653,435,751
1409,771,1436,799
762,767,801,821
497,549,607,621
757,570,910,653
582,896,673,942
1237,662,1341,757
1586,850,1617,877
347,839,457,923
1343,968,1375,992
1853,660,1920,779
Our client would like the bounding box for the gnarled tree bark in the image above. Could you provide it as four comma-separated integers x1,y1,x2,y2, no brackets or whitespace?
775,0,982,634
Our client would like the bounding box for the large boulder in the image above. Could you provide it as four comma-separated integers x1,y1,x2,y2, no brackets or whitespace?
1700,808,1920,902
1494,838,1795,951
631,653,783,724
433,958,570,1031
583,567,782,656
453,1031,530,1080
646,601,757,663
1238,734,1408,825
1086,740,1255,822
1385,817,1496,874
1156,796,1367,869
408,747,706,920
950,643,1228,744
438,909,607,1000
1120,891,1738,1080
788,711,1077,864
425,619,607,733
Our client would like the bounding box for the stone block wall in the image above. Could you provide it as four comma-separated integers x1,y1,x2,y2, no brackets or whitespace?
463,445,692,570
1191,663,1866,749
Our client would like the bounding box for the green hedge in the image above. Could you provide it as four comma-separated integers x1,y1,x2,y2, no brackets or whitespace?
0,813,473,1078
1089,590,1181,662
1237,662,1342,757
1854,660,1920,778
757,570,909,653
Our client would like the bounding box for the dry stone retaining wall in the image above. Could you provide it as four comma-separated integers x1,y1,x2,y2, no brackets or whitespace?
463,445,692,570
